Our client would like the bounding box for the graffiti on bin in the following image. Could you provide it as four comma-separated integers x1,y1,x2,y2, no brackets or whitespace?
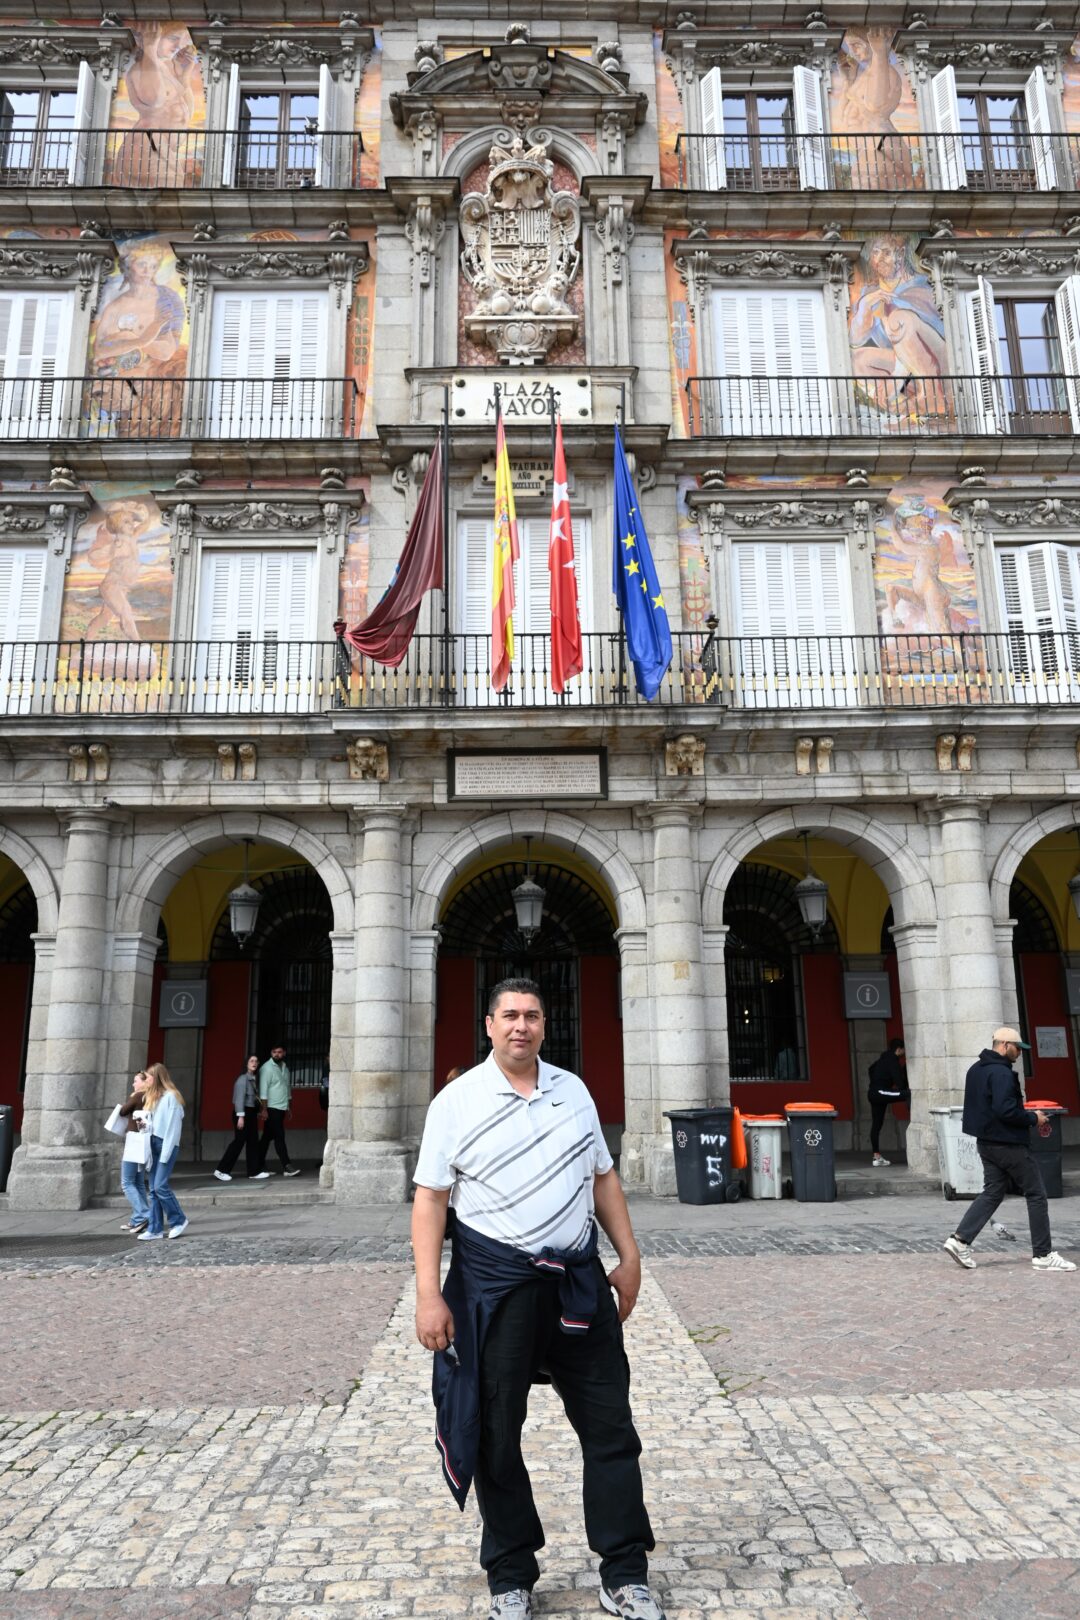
700,1133,727,1147
705,1156,725,1188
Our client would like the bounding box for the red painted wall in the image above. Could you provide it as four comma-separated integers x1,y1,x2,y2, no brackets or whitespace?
1020,953,1080,1113
200,962,252,1130
731,952,853,1118
146,959,166,1067
580,956,624,1124
0,963,31,1130
435,958,476,1094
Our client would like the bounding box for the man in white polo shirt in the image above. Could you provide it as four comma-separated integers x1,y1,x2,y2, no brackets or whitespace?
412,977,662,1620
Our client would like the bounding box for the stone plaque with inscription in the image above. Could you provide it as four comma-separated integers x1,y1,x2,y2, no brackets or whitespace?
451,372,592,423
449,749,606,800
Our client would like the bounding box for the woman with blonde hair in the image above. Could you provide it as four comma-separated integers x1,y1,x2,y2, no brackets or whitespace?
138,1062,189,1241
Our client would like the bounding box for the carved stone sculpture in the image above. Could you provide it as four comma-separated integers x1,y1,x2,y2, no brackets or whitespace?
794,737,814,777
347,738,389,782
935,733,956,773
955,734,976,773
460,132,581,364
665,735,706,778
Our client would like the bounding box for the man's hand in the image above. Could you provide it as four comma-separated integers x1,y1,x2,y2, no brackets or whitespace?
416,1292,455,1352
1035,1110,1049,1127
606,1254,641,1323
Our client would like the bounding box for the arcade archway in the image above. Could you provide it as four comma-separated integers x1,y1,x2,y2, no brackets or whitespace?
0,856,36,1131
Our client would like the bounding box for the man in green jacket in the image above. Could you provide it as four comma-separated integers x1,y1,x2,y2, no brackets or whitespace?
256,1044,301,1177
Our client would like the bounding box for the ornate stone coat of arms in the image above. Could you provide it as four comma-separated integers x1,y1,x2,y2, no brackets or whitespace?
460,132,581,365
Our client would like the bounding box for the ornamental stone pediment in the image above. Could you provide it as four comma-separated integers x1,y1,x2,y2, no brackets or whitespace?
0,25,133,76
173,239,370,310
0,237,117,311
158,489,364,557
190,21,375,85
948,486,1080,534
687,487,884,543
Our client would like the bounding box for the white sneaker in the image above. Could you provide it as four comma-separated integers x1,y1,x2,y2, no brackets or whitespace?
283,1166,301,1177
600,1585,667,1620
213,1170,232,1182
872,1154,890,1167
136,1231,163,1241
249,1171,271,1180
1032,1251,1076,1271
168,1220,189,1239
488,1592,532,1619
943,1235,976,1270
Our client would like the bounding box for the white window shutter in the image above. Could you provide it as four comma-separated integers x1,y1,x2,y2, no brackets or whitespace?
699,66,727,191
67,60,94,185
221,64,241,187
0,291,72,436
0,546,46,642
1024,65,1058,192
1054,275,1080,432
317,63,335,187
965,277,1005,434
930,64,968,189
793,64,829,190
457,520,492,638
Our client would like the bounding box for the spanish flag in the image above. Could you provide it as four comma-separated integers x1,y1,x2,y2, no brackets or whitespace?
491,403,520,692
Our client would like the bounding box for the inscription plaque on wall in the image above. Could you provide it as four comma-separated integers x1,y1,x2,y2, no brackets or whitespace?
449,749,607,801
450,372,593,423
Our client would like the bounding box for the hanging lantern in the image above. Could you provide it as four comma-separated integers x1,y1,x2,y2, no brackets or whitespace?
228,839,261,947
511,836,545,943
794,833,829,937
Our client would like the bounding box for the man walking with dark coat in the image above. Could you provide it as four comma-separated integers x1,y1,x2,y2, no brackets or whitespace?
944,1026,1075,1272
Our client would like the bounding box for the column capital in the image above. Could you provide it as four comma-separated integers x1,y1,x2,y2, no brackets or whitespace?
348,803,410,835
634,801,704,831
919,795,993,828
701,922,729,965
329,928,357,971
614,925,647,965
111,930,162,972
57,807,129,837
889,920,940,951
29,931,56,965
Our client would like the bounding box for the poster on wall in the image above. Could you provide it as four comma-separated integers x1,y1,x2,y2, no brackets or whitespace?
1036,1026,1069,1060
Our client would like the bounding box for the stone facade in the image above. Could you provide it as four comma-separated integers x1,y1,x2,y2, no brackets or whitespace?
2,4,1080,1206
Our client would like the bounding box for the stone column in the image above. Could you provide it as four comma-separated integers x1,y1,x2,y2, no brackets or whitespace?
701,923,730,1102
13,933,55,1150
995,920,1020,1027
103,930,162,1178
333,806,411,1203
7,811,119,1209
320,928,357,1189
638,805,708,1196
614,926,650,1185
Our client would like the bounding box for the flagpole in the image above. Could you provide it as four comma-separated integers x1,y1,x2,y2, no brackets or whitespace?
547,383,557,464
441,384,451,707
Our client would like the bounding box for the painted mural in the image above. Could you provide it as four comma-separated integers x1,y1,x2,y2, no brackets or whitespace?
338,499,371,624
356,34,382,189
829,29,922,191
88,237,189,439
654,33,683,190
848,235,948,430
60,490,172,644
106,24,206,187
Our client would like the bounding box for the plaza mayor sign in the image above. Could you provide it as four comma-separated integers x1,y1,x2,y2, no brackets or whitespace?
451,371,593,423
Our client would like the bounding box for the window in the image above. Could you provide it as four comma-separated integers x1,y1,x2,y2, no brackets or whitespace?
193,548,317,713
0,62,93,186
206,290,329,438
733,539,857,707
964,276,1080,432
456,516,592,702
711,287,832,435
223,63,335,188
0,545,46,714
0,290,74,438
699,64,828,191
997,543,1080,701
931,64,1057,192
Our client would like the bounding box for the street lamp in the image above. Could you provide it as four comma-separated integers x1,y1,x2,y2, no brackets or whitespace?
511,836,545,944
228,838,262,948
793,832,829,938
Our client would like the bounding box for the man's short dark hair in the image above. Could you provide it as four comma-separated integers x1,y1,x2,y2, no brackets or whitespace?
488,977,545,1017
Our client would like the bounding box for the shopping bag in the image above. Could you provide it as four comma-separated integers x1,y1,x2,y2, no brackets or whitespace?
122,1127,151,1165
104,1105,128,1138
730,1107,748,1171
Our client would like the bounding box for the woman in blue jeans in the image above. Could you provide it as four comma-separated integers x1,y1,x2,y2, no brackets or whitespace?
118,1069,151,1232
137,1063,189,1241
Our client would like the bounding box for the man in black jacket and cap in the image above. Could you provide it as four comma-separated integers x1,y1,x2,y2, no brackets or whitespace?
944,1026,1075,1273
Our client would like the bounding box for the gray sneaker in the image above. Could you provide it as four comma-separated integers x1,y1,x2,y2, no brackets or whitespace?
600,1585,667,1620
943,1235,976,1270
488,1593,532,1620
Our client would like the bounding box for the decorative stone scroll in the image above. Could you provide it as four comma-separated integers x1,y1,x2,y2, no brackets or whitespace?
460,132,581,365
174,241,369,312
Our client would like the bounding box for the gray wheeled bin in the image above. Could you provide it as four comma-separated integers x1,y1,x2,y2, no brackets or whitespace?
1026,1100,1066,1199
664,1106,739,1205
784,1102,838,1202
0,1104,13,1193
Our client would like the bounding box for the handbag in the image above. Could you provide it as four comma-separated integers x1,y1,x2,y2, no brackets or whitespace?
104,1104,128,1137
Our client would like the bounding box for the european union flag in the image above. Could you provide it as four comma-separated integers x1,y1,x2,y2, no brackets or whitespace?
612,425,672,702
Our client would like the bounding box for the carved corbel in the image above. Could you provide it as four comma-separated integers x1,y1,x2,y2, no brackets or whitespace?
49,466,80,491
322,500,345,554
87,743,110,784
217,743,237,782
816,737,834,775
177,253,210,312
826,251,851,312
237,742,257,782
68,744,89,784
48,505,69,554
794,737,814,777
347,737,389,782
935,733,957,772
955,734,976,773
665,734,706,777
167,501,195,559
406,110,440,169
413,39,444,77
594,195,633,288
405,194,446,289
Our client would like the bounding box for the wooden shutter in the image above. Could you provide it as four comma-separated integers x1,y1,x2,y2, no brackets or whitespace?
0,546,46,642
221,64,241,187
518,515,592,634
317,63,335,187
792,64,829,190
456,519,492,637
1054,275,1080,432
997,543,1060,687
66,59,94,185
196,549,313,699
965,277,1005,433
699,66,727,191
734,540,853,703
713,288,830,434
0,291,72,435
209,291,327,435
1024,65,1058,192
930,65,968,189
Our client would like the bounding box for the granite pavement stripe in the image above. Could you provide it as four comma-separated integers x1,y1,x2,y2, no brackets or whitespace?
845,1556,1080,1619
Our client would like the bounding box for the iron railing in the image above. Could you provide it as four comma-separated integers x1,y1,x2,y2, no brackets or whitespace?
0,128,365,190
673,131,1077,193
3,632,1080,717
0,377,359,441
684,374,1077,438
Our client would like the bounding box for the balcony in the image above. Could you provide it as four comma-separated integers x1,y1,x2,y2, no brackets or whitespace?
0,129,366,191
2,632,1079,719
0,377,360,443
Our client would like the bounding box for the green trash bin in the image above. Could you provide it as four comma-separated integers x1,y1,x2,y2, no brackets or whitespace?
664,1106,739,1205
784,1102,838,1202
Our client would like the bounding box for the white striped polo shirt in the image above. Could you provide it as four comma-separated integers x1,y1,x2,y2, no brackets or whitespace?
414,1052,614,1254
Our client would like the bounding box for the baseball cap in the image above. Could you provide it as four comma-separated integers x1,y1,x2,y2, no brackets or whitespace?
993,1026,1030,1050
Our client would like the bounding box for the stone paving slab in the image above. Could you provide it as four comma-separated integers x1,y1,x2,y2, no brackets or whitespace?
0,1590,250,1618
846,1557,1080,1619
652,1250,1080,1398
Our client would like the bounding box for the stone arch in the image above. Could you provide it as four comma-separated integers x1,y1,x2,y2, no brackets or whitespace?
114,813,354,937
442,126,599,186
702,805,937,931
412,810,646,935
990,803,1080,924
0,824,60,936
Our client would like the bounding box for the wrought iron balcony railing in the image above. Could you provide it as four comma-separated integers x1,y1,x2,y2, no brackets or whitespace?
674,131,1075,193
0,377,360,441
3,632,1080,717
0,128,365,190
684,374,1077,438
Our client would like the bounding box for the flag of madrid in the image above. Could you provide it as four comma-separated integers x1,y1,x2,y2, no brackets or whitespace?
548,418,583,692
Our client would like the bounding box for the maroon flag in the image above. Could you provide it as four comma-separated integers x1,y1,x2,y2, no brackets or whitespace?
345,444,443,666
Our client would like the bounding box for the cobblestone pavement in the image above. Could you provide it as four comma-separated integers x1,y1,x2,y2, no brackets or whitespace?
3,1229,1080,1618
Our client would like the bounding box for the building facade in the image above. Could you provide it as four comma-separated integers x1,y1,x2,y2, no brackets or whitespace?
2,1,1080,1208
